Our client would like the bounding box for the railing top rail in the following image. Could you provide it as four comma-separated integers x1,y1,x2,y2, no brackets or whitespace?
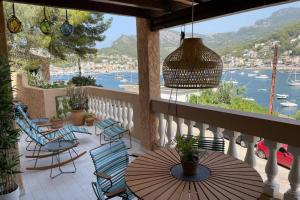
85,86,139,104
151,98,300,147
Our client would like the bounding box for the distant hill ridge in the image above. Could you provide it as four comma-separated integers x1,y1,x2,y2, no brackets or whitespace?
99,7,300,60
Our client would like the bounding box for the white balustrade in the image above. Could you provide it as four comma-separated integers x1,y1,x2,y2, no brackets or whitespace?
187,120,195,136
223,130,240,159
195,123,208,138
127,102,133,131
264,140,281,197
165,115,174,147
175,117,184,138
159,113,166,147
243,134,259,168
122,101,128,128
284,146,300,200
118,100,123,125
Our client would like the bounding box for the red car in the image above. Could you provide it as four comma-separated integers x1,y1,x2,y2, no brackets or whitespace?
256,140,293,169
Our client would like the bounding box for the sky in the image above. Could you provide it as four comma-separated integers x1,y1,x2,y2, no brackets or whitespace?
97,1,300,48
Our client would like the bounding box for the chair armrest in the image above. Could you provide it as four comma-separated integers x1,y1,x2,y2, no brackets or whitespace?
37,123,52,127
105,188,126,198
95,172,112,180
45,135,64,144
130,153,143,158
40,129,59,136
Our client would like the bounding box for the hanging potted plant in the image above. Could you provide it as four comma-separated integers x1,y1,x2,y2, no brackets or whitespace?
175,135,199,176
67,86,87,126
0,59,21,199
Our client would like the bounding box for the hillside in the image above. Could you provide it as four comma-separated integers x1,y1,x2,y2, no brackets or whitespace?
98,7,300,61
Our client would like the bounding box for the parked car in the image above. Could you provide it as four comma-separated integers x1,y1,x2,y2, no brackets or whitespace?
256,140,293,169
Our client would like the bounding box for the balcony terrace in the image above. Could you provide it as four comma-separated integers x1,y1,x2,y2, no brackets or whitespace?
1,0,300,200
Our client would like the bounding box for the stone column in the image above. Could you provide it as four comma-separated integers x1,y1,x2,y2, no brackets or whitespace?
136,18,160,150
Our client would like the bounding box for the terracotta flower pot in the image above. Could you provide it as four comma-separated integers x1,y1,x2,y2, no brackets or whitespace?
181,158,199,176
71,110,85,126
50,119,64,129
85,116,94,126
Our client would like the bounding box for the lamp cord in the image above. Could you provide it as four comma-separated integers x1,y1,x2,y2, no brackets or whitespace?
12,3,15,16
66,10,68,22
191,0,194,38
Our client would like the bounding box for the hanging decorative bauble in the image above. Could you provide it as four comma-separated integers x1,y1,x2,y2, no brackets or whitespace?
7,3,22,33
162,38,223,89
40,7,52,35
60,10,73,36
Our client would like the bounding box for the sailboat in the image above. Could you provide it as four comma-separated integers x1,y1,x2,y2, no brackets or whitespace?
276,94,289,99
287,70,300,86
280,100,298,107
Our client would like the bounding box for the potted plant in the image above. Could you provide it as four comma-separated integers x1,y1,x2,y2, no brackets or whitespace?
0,60,21,199
50,114,64,129
85,113,94,126
67,86,87,126
175,135,199,176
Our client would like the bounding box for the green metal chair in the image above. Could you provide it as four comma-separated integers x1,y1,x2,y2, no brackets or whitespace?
90,140,135,200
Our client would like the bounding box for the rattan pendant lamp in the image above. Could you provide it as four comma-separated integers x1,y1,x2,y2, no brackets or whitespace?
163,1,223,89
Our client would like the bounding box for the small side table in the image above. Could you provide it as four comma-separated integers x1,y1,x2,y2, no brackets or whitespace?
44,140,78,179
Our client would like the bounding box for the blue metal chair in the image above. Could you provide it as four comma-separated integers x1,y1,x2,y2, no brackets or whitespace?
90,141,135,200
95,118,119,135
16,117,86,171
102,125,132,148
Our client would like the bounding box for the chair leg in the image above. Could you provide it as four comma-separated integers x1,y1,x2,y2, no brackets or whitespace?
128,131,132,149
34,146,42,168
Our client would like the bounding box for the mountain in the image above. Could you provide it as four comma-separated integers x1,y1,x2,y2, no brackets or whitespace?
99,7,300,60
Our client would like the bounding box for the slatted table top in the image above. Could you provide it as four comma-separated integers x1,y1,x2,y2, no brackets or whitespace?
125,149,264,200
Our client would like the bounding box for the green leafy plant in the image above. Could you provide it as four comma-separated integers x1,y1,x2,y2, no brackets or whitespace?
175,135,199,162
50,114,62,121
67,85,88,111
0,58,21,195
68,75,97,86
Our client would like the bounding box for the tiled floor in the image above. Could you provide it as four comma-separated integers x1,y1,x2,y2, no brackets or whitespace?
19,126,143,200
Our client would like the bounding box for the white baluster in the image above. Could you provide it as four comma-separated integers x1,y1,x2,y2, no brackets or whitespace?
223,130,240,159
264,140,281,197
88,96,92,113
159,113,165,147
165,115,174,147
97,97,102,119
100,97,105,119
109,99,114,118
103,98,107,119
127,102,133,131
243,134,259,168
107,98,111,119
284,146,300,200
118,100,123,124
175,117,184,138
112,100,116,120
195,123,208,138
186,120,196,136
122,101,128,128
95,97,99,119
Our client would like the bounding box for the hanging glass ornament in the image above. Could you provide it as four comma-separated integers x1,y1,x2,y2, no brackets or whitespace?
40,7,52,35
7,3,22,33
60,10,73,36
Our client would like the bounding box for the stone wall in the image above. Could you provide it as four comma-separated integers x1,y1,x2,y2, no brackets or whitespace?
16,74,67,118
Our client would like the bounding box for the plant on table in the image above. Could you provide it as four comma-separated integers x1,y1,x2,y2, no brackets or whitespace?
0,58,21,199
67,85,88,126
50,114,64,129
175,135,199,176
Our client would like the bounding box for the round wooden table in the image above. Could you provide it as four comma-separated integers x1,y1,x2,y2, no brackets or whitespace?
125,149,264,200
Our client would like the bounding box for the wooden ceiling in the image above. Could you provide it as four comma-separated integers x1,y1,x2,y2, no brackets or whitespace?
5,0,298,30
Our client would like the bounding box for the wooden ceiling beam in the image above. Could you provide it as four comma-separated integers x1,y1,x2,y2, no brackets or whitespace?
5,0,160,18
151,0,298,30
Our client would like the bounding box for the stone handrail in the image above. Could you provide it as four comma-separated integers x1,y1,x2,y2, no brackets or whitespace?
85,87,140,140
151,97,300,199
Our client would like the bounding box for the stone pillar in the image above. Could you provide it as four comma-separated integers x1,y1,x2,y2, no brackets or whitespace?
136,18,160,150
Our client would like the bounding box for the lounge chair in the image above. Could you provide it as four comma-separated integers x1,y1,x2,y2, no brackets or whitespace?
16,117,86,171
89,140,135,200
102,125,132,148
197,136,225,153
94,118,119,135
15,104,91,136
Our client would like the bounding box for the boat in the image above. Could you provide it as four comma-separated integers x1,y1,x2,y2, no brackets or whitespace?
243,97,255,102
280,101,298,107
287,70,300,86
248,73,256,77
240,72,245,75
276,94,289,99
120,78,128,83
230,70,236,74
255,74,269,79
257,88,267,92
225,80,238,84
114,74,123,80
254,70,260,74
